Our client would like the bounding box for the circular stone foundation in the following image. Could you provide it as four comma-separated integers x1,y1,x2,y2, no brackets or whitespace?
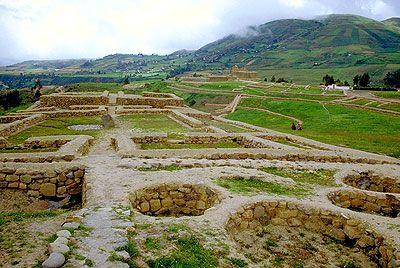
328,190,400,218
68,125,103,131
226,200,399,268
129,183,221,217
342,171,400,193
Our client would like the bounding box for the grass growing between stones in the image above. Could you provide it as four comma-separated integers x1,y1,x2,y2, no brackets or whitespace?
7,116,103,145
259,167,337,187
137,165,184,172
215,177,310,197
147,236,218,268
227,98,400,157
0,210,66,267
140,141,242,150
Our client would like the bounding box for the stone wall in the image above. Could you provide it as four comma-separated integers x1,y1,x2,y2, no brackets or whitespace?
129,183,221,216
116,95,184,108
170,110,204,128
131,133,168,144
328,190,400,218
0,137,9,149
342,172,400,193
226,200,399,268
0,114,45,137
0,163,85,199
40,94,109,108
0,115,29,124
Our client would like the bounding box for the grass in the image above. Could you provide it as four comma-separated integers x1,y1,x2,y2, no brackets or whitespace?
147,236,218,268
7,116,103,145
373,91,400,99
202,118,249,133
137,165,183,172
140,141,242,150
259,167,337,187
0,210,65,227
120,114,191,133
227,98,400,157
145,237,161,250
0,103,33,116
380,103,400,112
215,177,309,197
350,99,372,105
196,81,243,91
228,258,248,267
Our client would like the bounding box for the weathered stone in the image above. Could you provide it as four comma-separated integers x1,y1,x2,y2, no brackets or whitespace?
287,218,302,227
53,237,69,245
49,242,69,254
149,199,161,212
8,182,19,188
19,183,27,190
40,183,56,197
57,187,67,195
56,230,71,238
5,174,19,182
139,201,150,212
102,114,115,128
253,206,265,219
344,225,362,239
357,235,375,248
115,250,130,260
196,200,206,210
20,175,32,184
62,222,80,230
42,252,65,268
161,197,173,208
74,170,84,178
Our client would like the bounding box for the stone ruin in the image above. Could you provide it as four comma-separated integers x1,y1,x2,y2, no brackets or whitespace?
0,88,399,267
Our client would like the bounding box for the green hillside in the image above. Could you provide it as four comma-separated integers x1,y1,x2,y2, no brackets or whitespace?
1,14,400,87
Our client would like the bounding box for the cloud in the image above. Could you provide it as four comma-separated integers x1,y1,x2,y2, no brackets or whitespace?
0,0,399,65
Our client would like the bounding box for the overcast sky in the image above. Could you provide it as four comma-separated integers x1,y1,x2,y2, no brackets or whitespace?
0,0,399,65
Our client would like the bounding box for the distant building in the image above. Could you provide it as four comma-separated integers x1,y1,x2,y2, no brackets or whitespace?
230,65,258,80
180,65,258,82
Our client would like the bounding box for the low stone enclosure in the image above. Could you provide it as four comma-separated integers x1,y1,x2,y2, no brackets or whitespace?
343,171,400,193
0,135,93,163
129,183,222,217
226,200,399,267
329,189,400,217
40,91,184,108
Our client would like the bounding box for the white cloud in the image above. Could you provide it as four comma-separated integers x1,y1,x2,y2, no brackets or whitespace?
0,0,399,64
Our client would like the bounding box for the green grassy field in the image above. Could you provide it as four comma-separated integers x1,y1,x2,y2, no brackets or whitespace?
140,141,242,150
7,117,103,145
373,91,400,99
119,114,194,133
227,98,400,157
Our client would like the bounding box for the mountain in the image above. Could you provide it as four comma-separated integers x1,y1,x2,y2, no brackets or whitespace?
383,17,400,31
193,14,400,69
1,14,400,87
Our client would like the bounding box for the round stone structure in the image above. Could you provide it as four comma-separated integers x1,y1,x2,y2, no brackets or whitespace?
342,171,400,193
129,183,222,217
226,200,399,268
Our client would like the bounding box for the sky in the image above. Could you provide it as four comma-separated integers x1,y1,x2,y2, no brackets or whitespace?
0,0,399,65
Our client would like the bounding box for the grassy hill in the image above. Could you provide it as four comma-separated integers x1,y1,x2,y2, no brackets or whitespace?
1,14,400,86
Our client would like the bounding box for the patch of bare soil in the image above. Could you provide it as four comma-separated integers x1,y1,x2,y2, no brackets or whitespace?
234,225,377,268
0,214,66,268
0,189,48,212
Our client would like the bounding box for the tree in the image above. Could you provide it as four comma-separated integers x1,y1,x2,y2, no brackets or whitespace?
322,74,335,86
384,70,400,88
359,73,370,87
123,76,130,85
34,89,41,101
277,77,288,83
344,81,350,86
271,75,276,83
264,77,268,82
353,75,360,87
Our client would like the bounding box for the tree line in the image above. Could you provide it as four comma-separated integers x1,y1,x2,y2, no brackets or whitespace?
321,69,400,90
